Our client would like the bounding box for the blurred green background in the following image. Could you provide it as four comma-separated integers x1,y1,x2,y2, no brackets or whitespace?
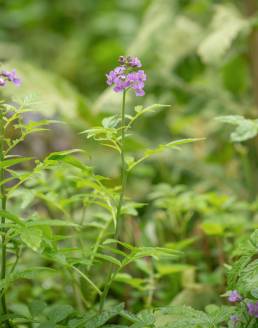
1,0,256,197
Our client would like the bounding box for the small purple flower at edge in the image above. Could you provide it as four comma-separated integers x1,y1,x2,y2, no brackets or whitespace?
0,69,21,87
228,290,242,303
0,78,6,87
106,56,146,96
247,302,258,318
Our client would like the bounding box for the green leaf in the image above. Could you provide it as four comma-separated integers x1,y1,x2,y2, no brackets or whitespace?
20,227,42,251
95,253,121,267
46,304,74,323
84,303,124,328
134,105,144,113
0,314,29,324
103,239,135,250
38,321,56,328
45,150,87,170
156,305,211,328
0,157,33,169
128,138,204,171
132,309,155,327
26,219,78,228
201,222,224,236
216,115,258,142
46,149,83,159
0,210,24,225
29,300,47,318
0,267,55,291
122,247,181,267
156,264,193,276
128,104,170,128
102,115,120,128
114,273,146,290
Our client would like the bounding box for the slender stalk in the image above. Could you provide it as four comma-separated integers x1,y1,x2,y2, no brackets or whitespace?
146,259,155,308
114,89,127,240
0,109,11,328
99,90,127,311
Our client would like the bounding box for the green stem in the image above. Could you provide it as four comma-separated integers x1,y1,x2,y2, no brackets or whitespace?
99,90,127,311
114,89,127,240
0,110,11,328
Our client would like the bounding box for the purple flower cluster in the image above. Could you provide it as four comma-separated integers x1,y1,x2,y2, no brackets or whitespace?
0,69,21,87
106,56,146,96
228,290,242,303
247,302,258,318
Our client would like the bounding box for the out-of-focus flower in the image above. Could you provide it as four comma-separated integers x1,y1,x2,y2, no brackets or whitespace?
247,302,258,318
230,315,239,326
0,69,21,87
0,78,6,86
228,290,242,303
106,56,146,96
118,55,142,67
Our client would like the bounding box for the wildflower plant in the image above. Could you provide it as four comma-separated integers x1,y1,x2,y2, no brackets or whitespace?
82,56,202,311
0,69,23,327
0,69,65,327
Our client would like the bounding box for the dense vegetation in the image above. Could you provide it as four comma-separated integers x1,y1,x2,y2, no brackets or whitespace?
0,0,258,327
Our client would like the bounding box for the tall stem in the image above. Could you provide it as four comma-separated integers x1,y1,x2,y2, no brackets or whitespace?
114,89,127,240
99,90,127,311
0,110,10,327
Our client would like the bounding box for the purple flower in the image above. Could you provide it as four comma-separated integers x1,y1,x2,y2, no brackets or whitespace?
228,290,242,303
0,78,6,86
118,55,142,67
0,69,21,87
106,56,146,96
247,302,258,318
128,56,142,67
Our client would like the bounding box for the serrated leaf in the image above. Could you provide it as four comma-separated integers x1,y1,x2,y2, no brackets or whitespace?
156,305,211,328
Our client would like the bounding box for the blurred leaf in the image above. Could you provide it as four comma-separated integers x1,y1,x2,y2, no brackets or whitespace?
20,227,42,251
0,157,33,169
198,5,247,64
83,303,124,328
29,300,47,318
216,115,258,142
201,222,224,236
46,304,74,323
